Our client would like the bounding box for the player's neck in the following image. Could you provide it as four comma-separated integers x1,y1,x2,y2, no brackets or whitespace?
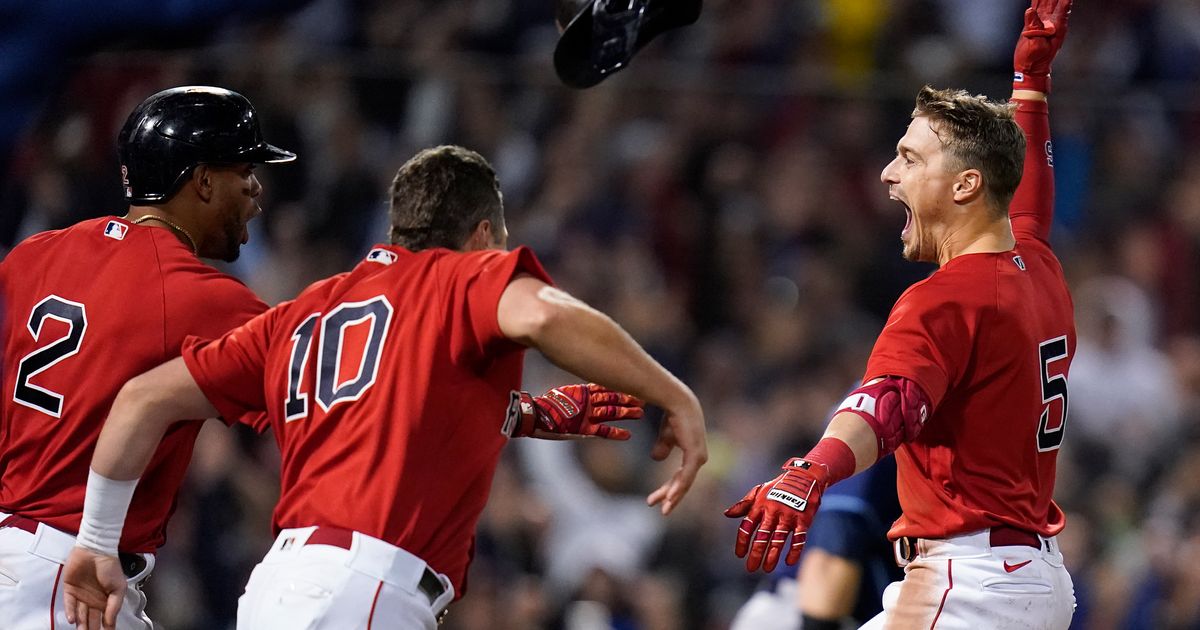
936,216,1016,266
124,206,200,255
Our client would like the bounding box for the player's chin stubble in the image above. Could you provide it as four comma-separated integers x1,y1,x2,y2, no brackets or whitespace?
213,206,244,262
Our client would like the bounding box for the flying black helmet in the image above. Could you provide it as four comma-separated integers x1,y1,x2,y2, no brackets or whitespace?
554,0,702,89
117,86,296,203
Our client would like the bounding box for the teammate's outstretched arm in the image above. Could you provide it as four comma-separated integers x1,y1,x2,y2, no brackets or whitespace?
724,377,930,572
1010,0,1071,242
63,359,215,630
497,275,707,515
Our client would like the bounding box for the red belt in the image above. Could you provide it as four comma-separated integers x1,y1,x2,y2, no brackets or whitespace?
0,514,38,535
306,525,354,550
896,525,1042,564
989,525,1042,549
303,526,449,624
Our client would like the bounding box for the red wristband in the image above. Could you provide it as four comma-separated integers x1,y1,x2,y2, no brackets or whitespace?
800,437,856,486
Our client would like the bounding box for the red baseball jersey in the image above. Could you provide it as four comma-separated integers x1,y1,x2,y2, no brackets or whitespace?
865,100,1074,540
182,244,551,595
0,216,266,552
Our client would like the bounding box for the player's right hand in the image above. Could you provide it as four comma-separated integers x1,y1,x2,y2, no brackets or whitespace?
724,457,832,572
63,546,127,630
1013,0,1072,93
646,393,707,515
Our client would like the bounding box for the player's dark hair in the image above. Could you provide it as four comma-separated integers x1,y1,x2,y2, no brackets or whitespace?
388,145,504,251
912,86,1025,217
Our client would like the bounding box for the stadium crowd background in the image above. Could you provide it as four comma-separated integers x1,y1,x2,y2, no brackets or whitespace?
4,0,1200,628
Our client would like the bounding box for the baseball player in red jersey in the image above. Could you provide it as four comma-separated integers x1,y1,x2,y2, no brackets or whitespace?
725,1,1077,627
62,145,708,630
0,86,293,629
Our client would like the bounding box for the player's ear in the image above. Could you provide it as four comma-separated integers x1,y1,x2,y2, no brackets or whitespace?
191,165,214,203
952,169,984,204
461,219,493,252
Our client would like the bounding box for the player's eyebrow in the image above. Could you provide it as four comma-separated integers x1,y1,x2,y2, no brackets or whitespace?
896,143,921,161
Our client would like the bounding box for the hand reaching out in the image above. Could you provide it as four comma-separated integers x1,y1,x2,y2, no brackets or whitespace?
724,457,833,572
507,383,644,440
1013,0,1072,93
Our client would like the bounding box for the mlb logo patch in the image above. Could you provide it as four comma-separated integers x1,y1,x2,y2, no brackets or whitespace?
366,248,397,265
103,220,128,241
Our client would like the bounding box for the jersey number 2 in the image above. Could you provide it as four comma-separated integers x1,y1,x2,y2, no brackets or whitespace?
283,297,394,421
1037,336,1069,452
13,296,88,418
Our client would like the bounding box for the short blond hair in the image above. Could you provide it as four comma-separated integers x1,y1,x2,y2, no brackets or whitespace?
913,86,1026,215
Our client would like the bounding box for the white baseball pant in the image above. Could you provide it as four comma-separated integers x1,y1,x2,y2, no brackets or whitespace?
0,511,154,630
238,526,455,630
859,528,1074,629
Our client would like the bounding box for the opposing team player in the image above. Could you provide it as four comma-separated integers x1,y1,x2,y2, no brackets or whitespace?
63,145,708,630
725,0,1077,627
0,86,294,628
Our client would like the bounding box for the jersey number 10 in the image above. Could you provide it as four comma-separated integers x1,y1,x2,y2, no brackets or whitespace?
283,297,394,422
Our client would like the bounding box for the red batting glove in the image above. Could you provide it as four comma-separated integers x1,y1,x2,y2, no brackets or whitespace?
504,384,643,440
1013,0,1072,94
724,457,831,572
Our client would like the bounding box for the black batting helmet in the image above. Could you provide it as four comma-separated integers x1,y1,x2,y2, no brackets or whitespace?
554,0,702,89
117,86,296,203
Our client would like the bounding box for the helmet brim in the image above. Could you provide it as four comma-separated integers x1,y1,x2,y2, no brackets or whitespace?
237,142,297,164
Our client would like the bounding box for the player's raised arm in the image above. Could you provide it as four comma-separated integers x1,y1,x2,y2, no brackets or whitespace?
497,275,707,515
63,359,217,630
1009,0,1071,243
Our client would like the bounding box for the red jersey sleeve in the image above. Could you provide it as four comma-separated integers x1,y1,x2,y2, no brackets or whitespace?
1009,98,1054,244
437,246,553,364
863,278,979,410
181,304,283,426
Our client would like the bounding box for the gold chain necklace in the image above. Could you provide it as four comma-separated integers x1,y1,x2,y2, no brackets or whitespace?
129,215,198,255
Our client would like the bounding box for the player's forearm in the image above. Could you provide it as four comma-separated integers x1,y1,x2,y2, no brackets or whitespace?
92,358,217,480
1009,93,1054,240
540,304,698,415
78,361,214,555
821,411,879,475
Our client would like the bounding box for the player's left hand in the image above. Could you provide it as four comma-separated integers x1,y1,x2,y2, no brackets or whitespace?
63,546,127,630
1013,0,1072,93
512,384,644,440
724,457,832,572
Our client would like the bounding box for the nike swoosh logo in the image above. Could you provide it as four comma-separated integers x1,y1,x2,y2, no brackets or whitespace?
1003,560,1032,573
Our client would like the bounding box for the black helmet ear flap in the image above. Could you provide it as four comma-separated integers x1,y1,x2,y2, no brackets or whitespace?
554,0,702,89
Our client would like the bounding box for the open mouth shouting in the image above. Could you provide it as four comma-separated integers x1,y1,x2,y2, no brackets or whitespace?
891,192,913,240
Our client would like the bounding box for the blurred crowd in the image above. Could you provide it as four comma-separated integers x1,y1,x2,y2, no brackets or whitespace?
5,0,1200,628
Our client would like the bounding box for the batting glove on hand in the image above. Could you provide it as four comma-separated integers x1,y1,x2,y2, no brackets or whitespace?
724,457,831,572
505,384,643,440
1013,0,1072,93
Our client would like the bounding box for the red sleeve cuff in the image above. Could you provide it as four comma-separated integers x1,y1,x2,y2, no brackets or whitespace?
180,336,248,427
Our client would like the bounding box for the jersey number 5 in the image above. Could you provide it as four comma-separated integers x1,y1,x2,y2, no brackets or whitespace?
13,296,88,418
1037,336,1070,452
283,297,394,422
